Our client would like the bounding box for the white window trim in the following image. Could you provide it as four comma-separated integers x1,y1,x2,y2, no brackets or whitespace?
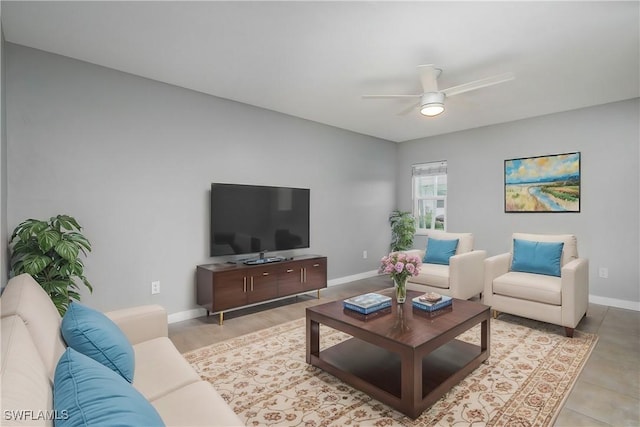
412,161,447,234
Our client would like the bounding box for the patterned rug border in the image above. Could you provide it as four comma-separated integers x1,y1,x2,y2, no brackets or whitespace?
183,315,598,427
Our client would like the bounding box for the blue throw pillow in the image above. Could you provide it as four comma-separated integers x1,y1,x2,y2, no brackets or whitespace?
511,239,564,277
61,302,134,383
423,238,459,265
54,348,164,427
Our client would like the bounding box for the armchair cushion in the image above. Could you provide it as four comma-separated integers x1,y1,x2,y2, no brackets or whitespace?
511,239,564,277
493,272,562,305
423,238,459,265
408,263,450,289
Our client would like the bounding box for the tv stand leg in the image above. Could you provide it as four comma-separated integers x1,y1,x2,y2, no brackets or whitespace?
219,311,224,326
317,290,320,299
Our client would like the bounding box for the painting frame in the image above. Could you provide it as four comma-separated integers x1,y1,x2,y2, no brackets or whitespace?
504,152,581,213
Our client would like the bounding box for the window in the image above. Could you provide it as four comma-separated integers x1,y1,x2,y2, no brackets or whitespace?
412,161,447,231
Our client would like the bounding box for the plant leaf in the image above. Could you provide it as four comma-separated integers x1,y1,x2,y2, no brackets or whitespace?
37,229,61,252
27,220,49,235
64,232,92,252
59,259,84,277
22,254,52,276
81,276,93,293
12,220,47,245
11,239,42,260
54,240,79,262
53,215,81,231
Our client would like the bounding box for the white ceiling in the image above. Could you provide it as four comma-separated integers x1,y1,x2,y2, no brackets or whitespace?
2,1,639,142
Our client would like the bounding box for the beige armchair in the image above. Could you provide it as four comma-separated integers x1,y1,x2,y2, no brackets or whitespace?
405,230,486,300
483,233,589,337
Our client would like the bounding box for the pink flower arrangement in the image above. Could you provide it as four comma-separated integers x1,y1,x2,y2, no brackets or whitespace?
379,252,422,283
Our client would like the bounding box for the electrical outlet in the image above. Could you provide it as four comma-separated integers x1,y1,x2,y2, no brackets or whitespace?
363,250,368,259
598,267,608,279
151,281,161,294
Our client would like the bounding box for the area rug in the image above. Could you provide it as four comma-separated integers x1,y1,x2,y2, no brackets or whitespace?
183,315,597,427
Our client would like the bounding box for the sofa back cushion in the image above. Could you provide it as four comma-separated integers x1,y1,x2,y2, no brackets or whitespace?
54,348,165,427
423,230,473,254
1,315,53,426
61,302,135,383
511,233,578,266
0,274,66,382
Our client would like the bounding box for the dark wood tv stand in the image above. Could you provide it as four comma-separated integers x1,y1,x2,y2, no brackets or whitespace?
196,255,327,324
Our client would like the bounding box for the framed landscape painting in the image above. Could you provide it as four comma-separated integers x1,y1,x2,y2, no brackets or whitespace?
504,152,580,213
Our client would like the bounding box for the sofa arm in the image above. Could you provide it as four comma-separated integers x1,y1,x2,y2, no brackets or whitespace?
561,258,589,328
106,305,168,345
483,253,511,305
449,250,487,299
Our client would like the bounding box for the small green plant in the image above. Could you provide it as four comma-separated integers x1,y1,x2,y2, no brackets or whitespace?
389,210,416,252
10,215,92,315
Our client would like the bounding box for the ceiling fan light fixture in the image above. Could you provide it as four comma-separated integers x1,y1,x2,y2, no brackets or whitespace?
420,92,445,117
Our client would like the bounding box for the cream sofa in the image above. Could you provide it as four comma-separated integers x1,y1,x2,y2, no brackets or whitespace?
404,230,486,300
0,273,243,426
483,233,589,337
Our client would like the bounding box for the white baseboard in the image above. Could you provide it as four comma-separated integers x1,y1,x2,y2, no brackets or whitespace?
166,273,639,323
168,308,207,324
589,294,640,311
327,270,380,287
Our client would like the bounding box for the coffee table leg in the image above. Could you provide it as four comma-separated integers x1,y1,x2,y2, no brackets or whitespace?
306,317,320,364
400,351,422,418
481,317,491,361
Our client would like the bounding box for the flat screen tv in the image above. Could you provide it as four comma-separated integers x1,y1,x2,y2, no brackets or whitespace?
210,183,310,258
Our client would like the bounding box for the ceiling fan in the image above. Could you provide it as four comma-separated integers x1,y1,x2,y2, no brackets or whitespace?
362,64,515,117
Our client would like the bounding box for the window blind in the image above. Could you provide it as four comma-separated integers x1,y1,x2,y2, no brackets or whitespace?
412,161,447,177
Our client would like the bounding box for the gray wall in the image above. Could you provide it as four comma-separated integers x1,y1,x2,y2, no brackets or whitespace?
6,42,639,313
397,98,640,306
6,44,396,314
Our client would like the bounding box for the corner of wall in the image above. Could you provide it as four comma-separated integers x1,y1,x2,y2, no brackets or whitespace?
0,19,8,289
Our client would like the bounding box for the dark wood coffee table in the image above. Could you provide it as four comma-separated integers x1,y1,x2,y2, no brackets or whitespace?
306,288,490,419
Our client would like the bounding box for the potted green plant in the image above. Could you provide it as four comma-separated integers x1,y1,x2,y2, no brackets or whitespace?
389,210,416,252
9,214,92,315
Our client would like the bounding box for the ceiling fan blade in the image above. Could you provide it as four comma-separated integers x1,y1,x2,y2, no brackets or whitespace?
441,72,515,97
417,64,441,93
397,101,421,116
362,94,422,99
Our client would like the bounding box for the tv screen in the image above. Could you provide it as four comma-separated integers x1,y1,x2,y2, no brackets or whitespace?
210,183,310,257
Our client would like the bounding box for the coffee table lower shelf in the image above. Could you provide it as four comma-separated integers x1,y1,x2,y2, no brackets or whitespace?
308,336,487,418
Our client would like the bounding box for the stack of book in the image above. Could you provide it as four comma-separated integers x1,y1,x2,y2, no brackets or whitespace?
412,294,453,312
343,293,392,315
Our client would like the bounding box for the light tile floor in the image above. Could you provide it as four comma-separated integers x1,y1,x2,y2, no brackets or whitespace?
169,277,640,426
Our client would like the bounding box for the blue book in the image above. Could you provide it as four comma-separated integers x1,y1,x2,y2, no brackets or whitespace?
412,295,453,312
343,293,392,315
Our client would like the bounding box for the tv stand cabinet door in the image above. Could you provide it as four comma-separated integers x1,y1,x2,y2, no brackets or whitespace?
278,265,304,296
301,258,327,291
212,270,248,311
246,266,279,303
